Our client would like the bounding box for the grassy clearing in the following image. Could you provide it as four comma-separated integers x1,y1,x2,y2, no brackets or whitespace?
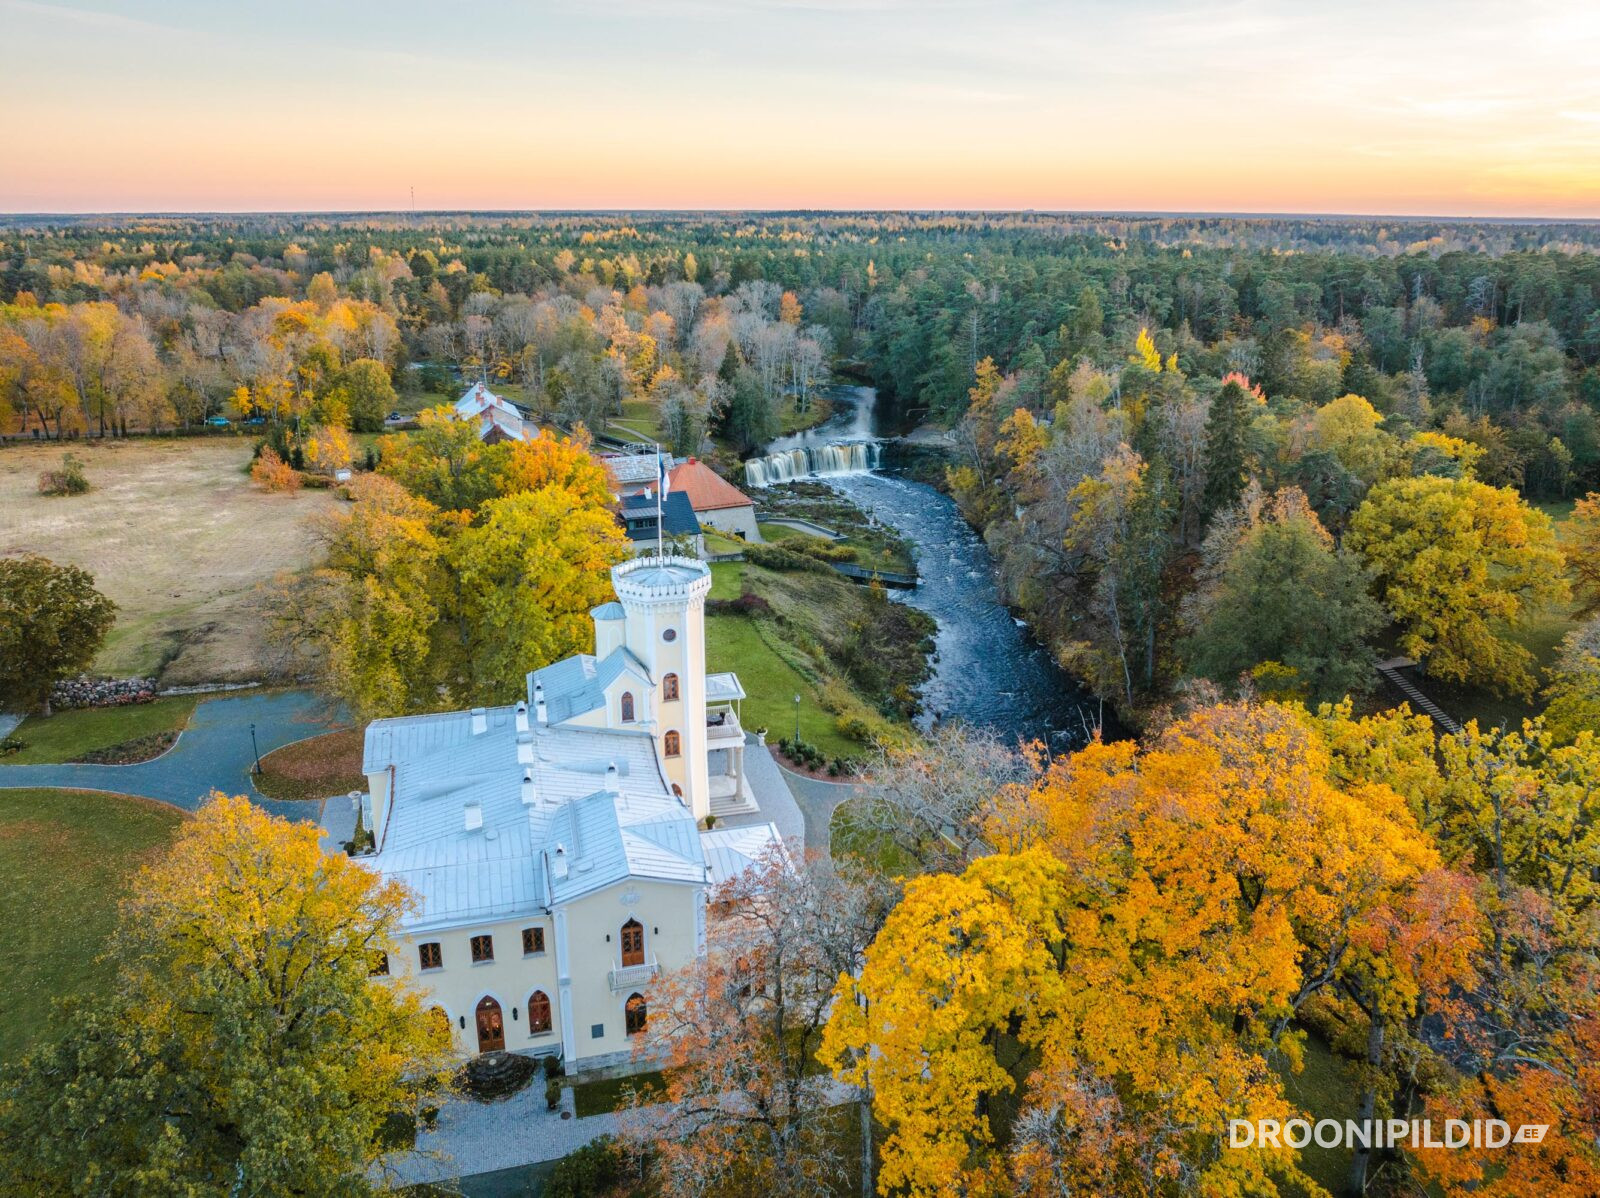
756,482,916,575
5,695,198,764
0,788,185,1062
706,613,858,759
0,440,338,684
774,394,835,436
253,727,364,802
570,1068,669,1118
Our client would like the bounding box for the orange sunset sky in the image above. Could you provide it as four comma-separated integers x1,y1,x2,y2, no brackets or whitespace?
4,0,1600,216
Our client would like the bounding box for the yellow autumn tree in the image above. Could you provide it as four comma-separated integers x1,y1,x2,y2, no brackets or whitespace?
1347,475,1568,697
0,794,451,1194
826,702,1445,1198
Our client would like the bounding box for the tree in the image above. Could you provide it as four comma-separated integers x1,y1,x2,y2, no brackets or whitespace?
377,405,509,512
1568,492,1600,617
450,485,628,703
630,852,896,1198
843,724,1041,873
0,795,451,1195
0,554,116,715
333,358,398,432
825,701,1440,1198
1182,490,1383,703
1347,475,1568,697
1544,617,1600,744
1201,377,1253,520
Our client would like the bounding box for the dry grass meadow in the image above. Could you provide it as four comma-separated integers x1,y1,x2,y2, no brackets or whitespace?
0,439,337,684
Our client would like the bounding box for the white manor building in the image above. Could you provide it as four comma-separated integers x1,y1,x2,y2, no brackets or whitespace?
357,554,776,1068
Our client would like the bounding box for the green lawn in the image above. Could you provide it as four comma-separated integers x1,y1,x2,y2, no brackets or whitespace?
570,1068,669,1118
5,695,199,764
709,560,745,600
702,530,748,557
0,789,185,1062
705,613,858,758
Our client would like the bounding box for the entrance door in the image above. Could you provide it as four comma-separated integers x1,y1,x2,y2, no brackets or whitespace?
475,996,505,1053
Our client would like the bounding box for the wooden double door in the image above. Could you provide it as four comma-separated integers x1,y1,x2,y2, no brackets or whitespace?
475,996,505,1052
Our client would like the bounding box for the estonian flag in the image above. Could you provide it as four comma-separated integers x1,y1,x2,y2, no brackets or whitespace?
657,448,670,495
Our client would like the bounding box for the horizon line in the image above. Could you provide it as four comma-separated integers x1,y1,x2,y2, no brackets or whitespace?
4,206,1600,225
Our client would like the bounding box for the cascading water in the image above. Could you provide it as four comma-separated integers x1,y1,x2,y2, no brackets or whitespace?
743,440,882,487
743,383,884,488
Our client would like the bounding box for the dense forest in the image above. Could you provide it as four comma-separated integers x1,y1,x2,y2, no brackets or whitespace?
4,211,1599,722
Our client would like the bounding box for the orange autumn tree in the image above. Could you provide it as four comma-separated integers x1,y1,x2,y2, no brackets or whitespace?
823,702,1451,1198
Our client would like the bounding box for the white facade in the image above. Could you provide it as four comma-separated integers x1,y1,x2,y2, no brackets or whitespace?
357,555,770,1068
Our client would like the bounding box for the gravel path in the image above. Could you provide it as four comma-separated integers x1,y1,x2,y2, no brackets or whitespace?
0,689,346,819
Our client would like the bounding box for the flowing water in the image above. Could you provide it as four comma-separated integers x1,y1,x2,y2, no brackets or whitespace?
743,384,885,488
752,386,1104,750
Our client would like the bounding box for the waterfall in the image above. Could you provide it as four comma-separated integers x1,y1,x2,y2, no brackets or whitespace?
743,440,882,488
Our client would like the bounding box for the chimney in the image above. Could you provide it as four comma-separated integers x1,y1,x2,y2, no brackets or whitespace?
471,707,487,735
534,681,547,724
463,802,483,832
517,730,534,764
552,844,568,880
515,700,529,733
605,761,619,791
521,767,535,805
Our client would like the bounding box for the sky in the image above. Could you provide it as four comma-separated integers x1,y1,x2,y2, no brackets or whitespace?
3,0,1600,216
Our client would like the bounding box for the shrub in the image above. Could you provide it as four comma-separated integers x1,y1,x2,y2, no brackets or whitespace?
743,542,833,574
251,447,301,492
37,452,90,497
0,736,24,758
543,1054,565,1079
545,1077,564,1111
547,1136,627,1198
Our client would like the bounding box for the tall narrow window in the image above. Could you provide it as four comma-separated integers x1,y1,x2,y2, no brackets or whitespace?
522,926,545,955
620,692,635,722
527,990,552,1035
419,942,443,971
470,934,494,963
663,673,679,701
620,918,645,967
626,993,648,1035
664,730,681,757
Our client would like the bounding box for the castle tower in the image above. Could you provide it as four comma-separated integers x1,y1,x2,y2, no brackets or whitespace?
610,554,713,821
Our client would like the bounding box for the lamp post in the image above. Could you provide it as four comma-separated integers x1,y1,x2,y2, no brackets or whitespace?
250,722,262,776
793,693,802,744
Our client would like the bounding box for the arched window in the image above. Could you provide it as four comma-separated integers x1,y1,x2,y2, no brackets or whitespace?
620,918,645,967
427,1006,451,1043
664,729,681,757
626,992,648,1036
527,990,552,1035
620,692,635,723
663,673,680,701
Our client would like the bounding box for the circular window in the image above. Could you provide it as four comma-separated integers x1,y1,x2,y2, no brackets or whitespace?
662,628,677,643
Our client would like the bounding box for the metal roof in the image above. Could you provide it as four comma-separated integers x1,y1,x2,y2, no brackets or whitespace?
361,703,704,930
527,647,651,724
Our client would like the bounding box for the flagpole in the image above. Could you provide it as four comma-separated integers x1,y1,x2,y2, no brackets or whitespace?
655,443,664,560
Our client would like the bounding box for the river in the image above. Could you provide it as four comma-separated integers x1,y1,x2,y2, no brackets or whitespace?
747,385,1104,752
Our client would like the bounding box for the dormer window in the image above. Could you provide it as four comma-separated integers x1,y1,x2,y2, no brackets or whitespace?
663,673,679,701
620,692,635,723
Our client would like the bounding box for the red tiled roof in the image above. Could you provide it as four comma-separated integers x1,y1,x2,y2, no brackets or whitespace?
668,458,753,511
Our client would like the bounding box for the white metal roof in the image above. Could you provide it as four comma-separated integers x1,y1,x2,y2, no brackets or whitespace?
361,703,704,931
700,823,787,888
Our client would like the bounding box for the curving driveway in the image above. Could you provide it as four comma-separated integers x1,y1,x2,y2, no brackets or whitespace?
0,689,348,819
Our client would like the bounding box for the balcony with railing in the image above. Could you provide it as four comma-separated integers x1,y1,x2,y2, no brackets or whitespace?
706,704,743,744
609,959,660,991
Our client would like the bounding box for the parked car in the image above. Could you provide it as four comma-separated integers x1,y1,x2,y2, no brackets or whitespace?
204,415,230,428
384,410,404,423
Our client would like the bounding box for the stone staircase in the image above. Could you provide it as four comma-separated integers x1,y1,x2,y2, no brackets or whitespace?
1375,659,1461,734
